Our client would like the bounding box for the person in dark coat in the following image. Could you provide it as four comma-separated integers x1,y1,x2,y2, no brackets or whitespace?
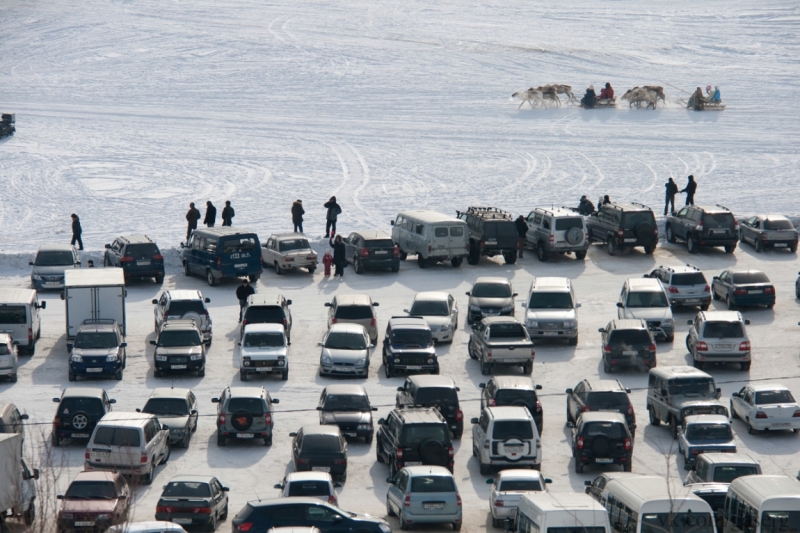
204,201,217,227
323,196,342,238
70,214,83,250
236,278,256,322
578,195,595,216
681,175,697,206
221,201,235,226
329,235,346,278
581,85,597,108
602,195,611,205
185,203,201,241
664,178,679,215
291,200,305,233
515,215,529,258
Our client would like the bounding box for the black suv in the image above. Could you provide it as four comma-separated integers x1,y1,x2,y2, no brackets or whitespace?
587,203,658,255
599,319,657,373
566,379,636,435
342,230,400,273
395,375,463,438
103,235,165,283
231,497,390,533
479,376,543,434
457,207,519,265
375,407,454,476
382,317,438,378
570,412,633,473
665,205,738,254
51,387,116,446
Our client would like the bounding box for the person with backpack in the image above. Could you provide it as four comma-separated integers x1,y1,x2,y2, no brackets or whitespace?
323,196,342,238
221,201,235,226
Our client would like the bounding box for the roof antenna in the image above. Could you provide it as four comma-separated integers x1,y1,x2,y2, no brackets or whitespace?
171,381,174,390
254,489,262,502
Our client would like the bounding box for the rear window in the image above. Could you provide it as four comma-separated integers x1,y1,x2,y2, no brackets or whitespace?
450,227,464,237
166,301,206,316
221,237,257,254
434,228,448,238
489,323,527,339
410,476,456,493
227,398,264,415
162,481,211,497
712,466,759,483
142,398,190,417
366,239,394,248
555,218,583,231
60,398,105,417
484,222,518,239
243,332,285,348
301,434,342,452
492,420,533,440
694,491,727,511
764,219,794,230
731,272,770,284
586,392,630,409
278,239,310,252
495,389,537,404
34,251,74,266
703,213,735,229
755,390,795,404
390,329,431,346
244,306,285,323
608,329,652,345
472,283,511,298
335,305,373,320
671,273,707,286
287,481,331,497
622,211,654,228
549,528,607,533
0,344,9,355
402,425,448,445
93,426,141,447
124,243,159,257
499,479,543,492
0,307,26,324
583,421,626,439
528,292,573,309
685,423,732,441
702,321,744,339
157,330,201,347
413,387,459,405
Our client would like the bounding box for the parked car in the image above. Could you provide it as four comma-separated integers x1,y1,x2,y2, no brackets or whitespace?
274,471,341,506
466,277,516,324
290,426,348,481
565,379,635,436
0,288,45,355
318,323,372,378
730,383,800,434
457,206,519,265
152,290,212,343
107,522,187,533
0,334,18,383
29,244,81,290
230,498,391,533
646,366,726,439
471,406,541,475
382,316,438,378
239,323,289,381
103,235,165,283
155,475,229,531
569,412,633,473
240,292,292,341
317,384,377,443
404,291,458,344
67,319,127,382
677,414,736,470
645,264,711,310
342,230,400,273
386,466,463,530
586,202,658,255
212,386,279,446
468,317,535,375
396,375,463,438
0,402,28,438
524,207,589,261
51,387,115,446
391,210,469,268
376,407,454,476
261,233,317,274
137,388,198,448
598,319,656,373
480,376,543,434
711,269,776,309
57,472,129,533
686,311,751,371
617,278,674,342
665,205,739,253
685,453,761,485
739,215,798,253
150,319,208,378
325,294,379,343
521,277,580,345
182,227,262,285
486,469,550,528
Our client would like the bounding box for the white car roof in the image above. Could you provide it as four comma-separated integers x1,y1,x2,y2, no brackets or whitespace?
328,323,369,334
702,311,744,322
284,471,334,483
497,469,546,481
243,323,286,334
747,383,791,393
414,291,450,302
403,465,455,477
684,414,730,425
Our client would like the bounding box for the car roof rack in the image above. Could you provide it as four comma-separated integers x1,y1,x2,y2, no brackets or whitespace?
630,202,652,210
457,207,513,220
715,203,732,212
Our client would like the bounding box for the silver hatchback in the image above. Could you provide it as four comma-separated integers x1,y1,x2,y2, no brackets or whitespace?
686,311,751,371
386,466,462,530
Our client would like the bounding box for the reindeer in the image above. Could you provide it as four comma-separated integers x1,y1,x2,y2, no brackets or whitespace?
512,88,544,109
533,85,561,107
621,87,659,109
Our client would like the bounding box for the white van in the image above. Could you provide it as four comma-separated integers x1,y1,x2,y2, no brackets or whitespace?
390,210,469,268
0,289,45,355
723,475,800,533
512,492,611,533
600,476,716,533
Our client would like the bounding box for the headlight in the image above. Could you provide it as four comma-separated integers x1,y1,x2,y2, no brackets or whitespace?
277,360,285,366
469,305,481,312
440,323,451,332
394,358,400,364
61,513,74,520
501,305,513,313
106,354,118,362
527,320,538,327
717,407,726,415
155,355,167,362
683,408,691,416
321,355,332,365
243,359,251,366
563,320,577,328
427,358,434,364
662,318,674,327
355,358,366,367
70,354,83,362
32,275,42,281
96,514,110,520
379,523,392,533
190,354,202,361
358,424,371,430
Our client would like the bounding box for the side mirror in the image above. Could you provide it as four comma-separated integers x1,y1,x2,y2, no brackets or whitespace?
470,417,479,424
316,406,322,411
204,339,211,345
396,387,404,392
479,383,486,389
465,292,471,296
237,342,242,346
371,407,378,412
274,484,283,489
373,302,379,307
456,387,460,392
20,414,29,420
616,302,623,308
386,477,394,483
324,302,332,307
716,388,722,399
566,421,575,428
161,424,169,430
333,515,343,523
105,244,111,249
204,298,211,303
66,343,73,352
687,320,693,325
584,480,592,486
713,276,719,280
38,301,47,310
109,399,116,404
53,398,60,403
576,302,582,308
191,410,197,415
597,328,605,333
504,518,512,532
485,478,494,484
28,262,34,266
211,398,220,403
378,418,386,426
271,398,280,404
60,292,65,301
289,432,298,437
512,292,518,297
625,388,631,394
57,495,64,500
317,342,324,347
152,299,158,304
369,344,375,350
149,340,157,346
744,320,751,325
544,478,552,484
222,487,229,492
287,299,292,305
535,384,542,390
565,388,573,394
120,342,127,348
135,408,142,413
180,243,185,248
333,482,342,489
33,469,40,480
732,392,740,398
390,221,395,226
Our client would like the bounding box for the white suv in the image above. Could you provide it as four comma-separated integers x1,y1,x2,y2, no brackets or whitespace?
239,323,289,381
522,277,580,345
525,207,589,262
152,290,212,343
470,406,541,475
617,278,674,341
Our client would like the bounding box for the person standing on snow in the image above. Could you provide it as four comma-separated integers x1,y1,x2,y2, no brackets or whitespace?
70,214,84,250
515,215,528,258
236,278,256,322
681,175,697,206
292,199,305,233
578,195,595,216
329,235,346,278
185,203,201,241
664,177,679,215
221,201,235,226
324,196,342,238
204,201,217,227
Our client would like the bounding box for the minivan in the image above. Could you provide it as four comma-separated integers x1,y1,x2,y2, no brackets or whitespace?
181,227,262,286
325,294,379,344
511,492,611,533
0,289,45,355
390,210,469,268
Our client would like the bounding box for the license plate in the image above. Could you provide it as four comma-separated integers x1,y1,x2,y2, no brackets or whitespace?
335,367,354,372
772,422,791,427
374,250,388,255
623,351,637,356
424,503,445,510
45,282,61,286
748,290,762,294
137,261,151,266
255,367,273,372
543,332,558,336
505,446,523,453
312,466,331,472
405,461,422,466
173,519,193,525
236,433,254,439
624,238,637,243
171,364,187,369
406,365,422,370
72,433,90,438
595,458,614,464
344,433,357,438
711,229,726,234
235,263,247,268
86,367,103,373
684,298,700,303
75,521,95,527
775,243,788,248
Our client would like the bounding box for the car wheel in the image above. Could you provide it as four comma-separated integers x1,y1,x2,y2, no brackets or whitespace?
376,441,384,463
68,370,76,382
239,369,248,382
248,274,259,283
523,361,533,375
308,266,316,274
492,517,502,529
575,461,584,474
365,433,373,444
274,261,283,275
198,367,205,377
712,285,720,300
568,335,578,346
399,249,408,260
791,244,798,253
115,369,123,381
400,512,410,530
206,513,217,532
385,364,394,378
575,250,587,260
670,416,678,439
741,361,751,371
755,239,763,253
644,244,656,254
666,225,676,243
648,406,661,426
727,296,736,310
155,273,164,284
747,421,755,435
181,432,191,449
607,238,617,256
418,255,428,269
184,261,191,276
264,436,272,446
480,361,491,375
693,359,703,369
479,462,490,475
537,243,548,262
143,464,154,485
724,244,736,254
687,238,696,254
217,433,226,447
354,257,364,274
206,270,216,286
467,245,479,265
161,444,171,465
221,504,228,520
51,432,60,447
624,460,632,472
701,303,710,311
23,500,35,526
281,370,288,381
450,257,462,268
685,335,692,352
666,334,674,342
683,453,690,470
504,251,517,264
731,402,739,419
453,522,462,531
603,359,612,373
386,497,396,517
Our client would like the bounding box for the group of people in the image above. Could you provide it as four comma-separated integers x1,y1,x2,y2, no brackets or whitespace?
687,85,721,110
580,83,614,108
573,175,699,217
185,201,235,240
291,196,343,237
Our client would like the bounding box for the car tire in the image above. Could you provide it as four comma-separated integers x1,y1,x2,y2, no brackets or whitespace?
418,255,428,269
741,361,751,371
399,249,408,261
453,522,462,531
504,251,517,264
666,334,674,342
537,243,548,262
274,261,282,275
354,257,364,274
391,264,400,272
603,359,612,373
755,239,763,253
400,512,410,531
376,441,384,463
666,225,676,243
385,364,394,378
365,433,373,444
308,266,316,274
217,433,226,447
644,243,656,254
687,238,697,254
386,497,396,517
568,335,578,346
68,370,76,382
523,361,533,375
575,461,584,474
239,369,248,382
51,432,60,447
479,463,490,476
143,464,154,485
221,504,228,520
161,444,171,465
724,244,736,254
467,245,479,265
205,513,217,532
712,285,720,300
492,517,502,529
206,270,216,286
731,402,739,419
575,250,587,260
747,421,755,435
693,359,703,369
248,274,259,283
23,500,35,526
670,416,678,439
792,244,798,253
115,369,123,381
607,238,617,256
480,361,491,375
264,436,272,446
683,454,690,470
155,274,164,284
624,460,632,472
701,303,710,311
281,370,288,381
727,296,736,310
198,367,205,378
181,432,191,449
450,257,463,268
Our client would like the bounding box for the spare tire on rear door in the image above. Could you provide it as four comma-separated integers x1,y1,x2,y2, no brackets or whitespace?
418,439,448,466
230,411,253,431
566,227,583,245
634,222,656,242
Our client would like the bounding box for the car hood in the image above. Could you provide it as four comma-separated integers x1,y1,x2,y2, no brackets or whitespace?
156,414,191,428
686,438,736,448
61,499,119,513
322,347,369,362
674,398,726,411
72,348,118,357
525,309,576,321
320,411,372,425
156,346,203,355
241,346,287,359
470,297,513,308
32,265,74,276
419,315,451,327
623,308,672,320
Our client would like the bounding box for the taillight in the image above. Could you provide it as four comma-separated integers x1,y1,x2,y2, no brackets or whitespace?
219,414,226,425
141,452,148,464
627,404,634,416
242,319,248,326
54,417,61,428
194,507,212,515
486,351,492,359
697,222,704,231
404,494,411,507
370,317,376,327
489,399,496,406
765,287,775,294
28,328,33,343
583,405,591,412
734,288,747,296
793,411,800,418
704,284,710,293
739,341,750,351
577,437,584,450
153,254,164,260
755,412,768,419
428,245,432,254
296,458,309,464
331,318,338,324
479,240,485,249
760,234,769,241
495,500,504,507
119,256,134,263
668,286,679,294
617,229,624,238
456,493,462,507
85,451,90,459
216,257,221,268
265,413,272,425
396,448,404,460
156,506,171,514
624,438,632,451
456,409,463,421
360,248,369,258
327,495,337,504
531,348,535,358
237,523,254,532
535,400,542,413
696,341,708,352
448,445,455,458
282,319,288,326
649,344,657,352
393,246,399,258
549,234,554,244
603,345,611,353
333,459,346,465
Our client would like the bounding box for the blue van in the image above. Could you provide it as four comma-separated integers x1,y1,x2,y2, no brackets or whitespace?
182,227,263,286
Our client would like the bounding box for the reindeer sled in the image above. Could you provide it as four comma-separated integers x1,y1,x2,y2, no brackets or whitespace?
512,84,576,109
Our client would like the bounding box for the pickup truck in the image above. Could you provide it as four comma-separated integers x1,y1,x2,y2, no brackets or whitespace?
468,317,534,375
739,215,798,253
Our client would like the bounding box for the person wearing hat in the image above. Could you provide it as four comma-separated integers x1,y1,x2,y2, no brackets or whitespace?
221,200,235,226
185,203,201,241
236,278,256,322
599,82,614,100
664,177,679,215
707,85,721,103
680,175,697,206
203,201,217,227
578,195,595,216
291,199,305,233
581,85,597,108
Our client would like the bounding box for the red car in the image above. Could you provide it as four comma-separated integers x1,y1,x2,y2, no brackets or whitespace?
58,471,129,532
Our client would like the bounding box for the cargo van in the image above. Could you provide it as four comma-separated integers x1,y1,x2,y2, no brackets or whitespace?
0,289,45,355
181,227,262,286
723,475,800,533
511,492,611,533
390,210,469,268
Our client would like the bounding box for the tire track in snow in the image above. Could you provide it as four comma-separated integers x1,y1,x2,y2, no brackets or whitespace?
345,142,371,223
630,156,659,195
503,151,536,195
577,152,606,192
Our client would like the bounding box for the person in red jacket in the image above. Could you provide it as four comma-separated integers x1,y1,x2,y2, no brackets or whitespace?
599,83,614,100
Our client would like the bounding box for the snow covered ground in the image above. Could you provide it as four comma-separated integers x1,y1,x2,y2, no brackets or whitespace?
2,0,800,531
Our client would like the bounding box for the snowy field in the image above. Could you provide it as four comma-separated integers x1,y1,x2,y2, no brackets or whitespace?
2,0,800,531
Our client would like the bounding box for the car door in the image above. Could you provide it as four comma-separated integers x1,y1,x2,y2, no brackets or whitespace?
154,293,168,330
396,379,413,407
714,271,731,299
472,410,488,447
108,240,123,267
587,475,607,501
304,503,350,533
448,294,458,329
741,217,756,244
672,207,690,238
731,387,749,419
387,469,408,514
741,389,756,420
188,392,198,431
211,479,227,517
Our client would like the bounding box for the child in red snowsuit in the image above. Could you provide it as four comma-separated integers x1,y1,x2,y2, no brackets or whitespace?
322,250,334,276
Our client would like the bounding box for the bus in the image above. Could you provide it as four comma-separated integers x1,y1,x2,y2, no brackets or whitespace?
723,475,800,533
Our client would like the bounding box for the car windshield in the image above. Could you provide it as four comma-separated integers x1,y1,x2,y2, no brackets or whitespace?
60,398,104,417
365,239,394,248
93,427,141,447
0,307,26,324
671,273,707,286
227,398,264,415
243,332,285,348
685,423,732,442
325,332,367,350
555,218,583,231
669,378,715,395
335,305,373,320
622,212,654,228
142,398,190,416
34,251,74,266
65,481,116,500
301,434,341,452
472,283,511,298
413,387,459,405
712,466,759,483
287,481,330,497
499,479,543,492
586,392,630,409
528,292,573,309
495,389,537,405
641,512,714,533
410,476,455,493
484,222,518,239
608,329,652,345
222,237,257,254
391,329,431,346
402,425,448,445
492,420,533,440
74,331,118,349
489,323,527,339
703,213,735,229
583,421,626,439
755,390,796,404
731,272,770,284
761,512,800,533
278,239,310,252
702,321,744,339
124,244,159,257
166,301,205,316
162,481,210,497
764,219,794,230
410,300,449,317
322,394,371,411
157,330,201,347
626,291,668,308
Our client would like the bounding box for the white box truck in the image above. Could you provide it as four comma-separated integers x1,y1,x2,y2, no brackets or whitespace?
62,269,127,339
0,433,38,528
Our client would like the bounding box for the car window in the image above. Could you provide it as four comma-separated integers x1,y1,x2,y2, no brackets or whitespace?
402,424,447,444
686,423,732,441
434,227,448,238
713,466,759,483
555,218,583,231
489,323,527,339
703,213,735,229
221,237,257,253
0,343,11,355
449,227,464,237
764,219,794,230
244,306,285,323
413,387,458,405
528,292,573,309
124,244,159,256
702,321,744,338
325,332,367,350
301,434,342,452
755,390,795,404
472,283,511,298
499,479,543,492
410,300,449,316
93,427,141,447
669,378,715,395
162,481,211,497
66,481,116,499
243,332,285,348
334,306,373,320
390,328,431,346
0,307,26,324
144,420,157,443
166,301,206,316
492,420,533,440
583,421,625,439
731,272,770,284
60,398,105,417
305,505,341,522
143,398,190,416
415,225,425,235
626,291,668,308
34,251,75,266
74,331,119,349
586,392,630,409
278,239,311,252
227,398,264,415
203,239,217,253
322,394,371,411
608,329,651,345
622,212,653,228
410,476,455,493
157,330,201,347
671,273,707,286
495,389,536,405
287,481,331,497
